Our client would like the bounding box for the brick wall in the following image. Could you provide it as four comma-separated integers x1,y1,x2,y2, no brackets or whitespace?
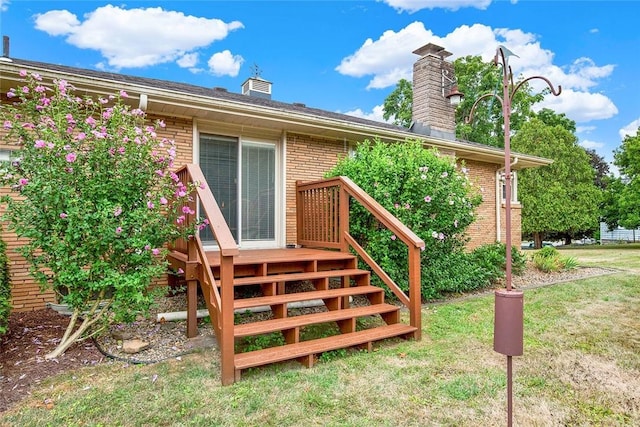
2,109,523,311
463,159,522,250
285,133,350,244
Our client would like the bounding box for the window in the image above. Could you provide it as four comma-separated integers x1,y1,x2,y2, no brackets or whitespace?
500,171,518,203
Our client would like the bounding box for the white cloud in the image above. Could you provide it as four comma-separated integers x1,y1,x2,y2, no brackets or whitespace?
336,21,617,124
382,0,492,13
590,28,599,34
576,125,596,134
207,50,243,77
580,139,604,149
1,0,10,12
33,5,243,69
342,104,388,123
619,119,640,140
177,53,199,68
536,89,617,122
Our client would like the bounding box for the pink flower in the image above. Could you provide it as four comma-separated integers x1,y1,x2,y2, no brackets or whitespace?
76,132,86,141
3,120,12,129
34,140,46,148
65,152,77,163
176,215,186,224
177,268,184,274
85,117,96,127
199,182,206,190
147,201,154,209
119,90,128,98
182,206,195,215
424,196,431,203
59,212,68,219
404,203,410,209
394,203,400,209
160,197,168,205
18,178,28,186
438,233,445,240
144,244,151,251
441,171,448,178
114,206,122,217
157,119,165,128
390,234,397,241
19,70,27,77
152,248,160,256
118,146,125,155
115,227,122,234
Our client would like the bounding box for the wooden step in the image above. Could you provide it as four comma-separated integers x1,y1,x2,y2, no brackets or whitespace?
233,285,383,310
234,303,400,337
234,323,417,371
233,268,369,287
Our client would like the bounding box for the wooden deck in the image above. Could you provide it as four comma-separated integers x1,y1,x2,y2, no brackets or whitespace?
169,165,423,385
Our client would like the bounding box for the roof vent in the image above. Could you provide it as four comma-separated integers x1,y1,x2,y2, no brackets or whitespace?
213,87,228,92
292,102,306,108
241,77,272,100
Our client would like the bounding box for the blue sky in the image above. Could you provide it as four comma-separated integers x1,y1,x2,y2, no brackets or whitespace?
1,0,638,171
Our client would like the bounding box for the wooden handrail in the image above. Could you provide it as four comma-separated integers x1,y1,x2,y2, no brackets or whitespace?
172,164,237,385
296,176,424,339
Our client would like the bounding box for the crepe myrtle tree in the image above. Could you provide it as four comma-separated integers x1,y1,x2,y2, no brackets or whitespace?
0,71,206,359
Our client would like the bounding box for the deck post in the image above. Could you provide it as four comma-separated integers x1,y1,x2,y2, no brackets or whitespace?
186,240,199,338
339,182,350,252
295,180,304,245
219,254,236,385
408,247,422,340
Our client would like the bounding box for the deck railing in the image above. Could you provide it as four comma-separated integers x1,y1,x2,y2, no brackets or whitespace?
171,164,239,385
296,176,425,339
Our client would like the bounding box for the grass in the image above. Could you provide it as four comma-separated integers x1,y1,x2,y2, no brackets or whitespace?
2,247,639,426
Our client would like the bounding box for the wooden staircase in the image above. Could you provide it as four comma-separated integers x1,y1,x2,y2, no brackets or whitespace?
169,165,424,385
171,248,418,381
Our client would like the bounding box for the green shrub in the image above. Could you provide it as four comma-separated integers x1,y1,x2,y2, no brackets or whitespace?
532,246,578,272
0,235,10,336
326,139,483,300
469,242,527,282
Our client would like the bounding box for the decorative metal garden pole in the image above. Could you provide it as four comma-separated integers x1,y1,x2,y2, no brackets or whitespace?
466,45,561,426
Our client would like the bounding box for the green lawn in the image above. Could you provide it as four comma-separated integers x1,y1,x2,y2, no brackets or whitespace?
2,247,639,426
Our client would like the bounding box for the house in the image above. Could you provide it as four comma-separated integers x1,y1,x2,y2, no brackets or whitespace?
0,42,550,383
0,42,549,312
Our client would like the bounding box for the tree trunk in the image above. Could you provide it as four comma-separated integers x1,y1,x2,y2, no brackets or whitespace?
533,232,543,249
45,299,111,360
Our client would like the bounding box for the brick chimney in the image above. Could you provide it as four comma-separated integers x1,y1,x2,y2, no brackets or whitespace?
411,43,457,140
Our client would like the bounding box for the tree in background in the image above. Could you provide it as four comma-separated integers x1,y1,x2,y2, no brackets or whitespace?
453,55,542,147
512,117,601,247
602,129,640,230
382,78,413,127
0,71,202,358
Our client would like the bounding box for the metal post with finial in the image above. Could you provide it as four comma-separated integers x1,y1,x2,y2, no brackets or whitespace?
465,45,561,426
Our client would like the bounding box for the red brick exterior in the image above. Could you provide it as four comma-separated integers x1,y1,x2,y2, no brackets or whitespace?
1,117,521,311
